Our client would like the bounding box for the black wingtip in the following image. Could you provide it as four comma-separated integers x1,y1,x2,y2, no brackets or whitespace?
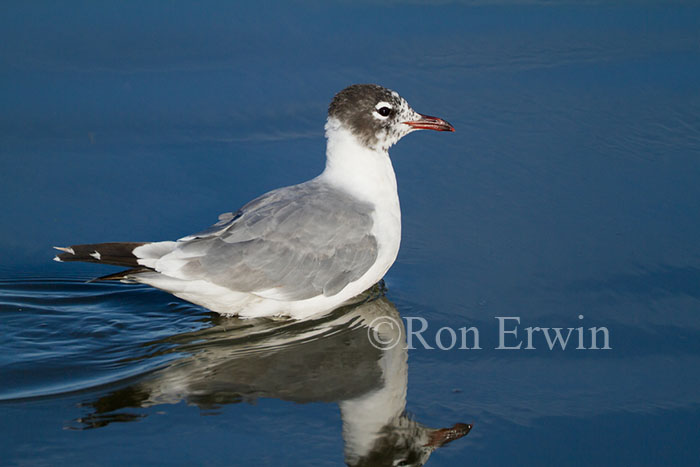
51,242,149,267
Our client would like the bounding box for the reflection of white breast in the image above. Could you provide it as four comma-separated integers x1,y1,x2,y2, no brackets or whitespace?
339,301,408,463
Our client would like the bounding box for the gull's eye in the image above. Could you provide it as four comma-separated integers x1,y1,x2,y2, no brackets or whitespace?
377,106,391,117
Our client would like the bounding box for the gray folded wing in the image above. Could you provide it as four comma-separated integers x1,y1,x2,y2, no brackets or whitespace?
169,180,378,300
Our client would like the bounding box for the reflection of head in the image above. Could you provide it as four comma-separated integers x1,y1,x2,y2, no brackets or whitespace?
75,286,471,464
348,418,472,467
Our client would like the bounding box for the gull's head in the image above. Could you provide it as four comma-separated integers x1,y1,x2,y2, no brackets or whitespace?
327,84,454,152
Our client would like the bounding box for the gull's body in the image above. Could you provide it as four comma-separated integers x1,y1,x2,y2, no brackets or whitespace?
54,84,453,319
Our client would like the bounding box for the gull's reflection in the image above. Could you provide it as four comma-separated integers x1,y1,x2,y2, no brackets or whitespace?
77,285,471,466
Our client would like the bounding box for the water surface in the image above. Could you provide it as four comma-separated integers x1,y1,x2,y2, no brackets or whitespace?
1,1,700,465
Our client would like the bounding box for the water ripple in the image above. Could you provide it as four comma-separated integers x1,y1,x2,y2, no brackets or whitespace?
0,278,209,401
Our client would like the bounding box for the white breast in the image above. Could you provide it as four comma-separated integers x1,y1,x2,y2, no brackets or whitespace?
319,118,402,285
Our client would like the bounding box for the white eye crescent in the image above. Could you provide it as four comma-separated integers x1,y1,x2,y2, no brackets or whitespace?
374,101,393,119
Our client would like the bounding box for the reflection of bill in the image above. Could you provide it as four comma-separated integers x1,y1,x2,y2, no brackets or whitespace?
74,286,471,466
367,315,403,350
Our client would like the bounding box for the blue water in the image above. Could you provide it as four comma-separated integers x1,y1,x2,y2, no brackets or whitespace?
2,2,700,465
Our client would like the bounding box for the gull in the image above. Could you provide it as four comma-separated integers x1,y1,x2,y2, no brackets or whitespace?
54,84,454,319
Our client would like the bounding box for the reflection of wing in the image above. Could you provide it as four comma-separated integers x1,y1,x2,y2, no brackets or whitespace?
74,289,470,465
155,180,378,300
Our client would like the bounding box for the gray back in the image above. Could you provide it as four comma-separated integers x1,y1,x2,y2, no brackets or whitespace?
176,180,378,300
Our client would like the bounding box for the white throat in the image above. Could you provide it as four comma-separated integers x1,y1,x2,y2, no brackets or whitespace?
319,117,399,205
